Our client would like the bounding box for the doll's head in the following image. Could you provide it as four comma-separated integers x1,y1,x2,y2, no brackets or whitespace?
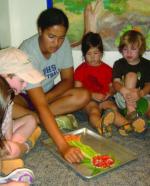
81,32,104,66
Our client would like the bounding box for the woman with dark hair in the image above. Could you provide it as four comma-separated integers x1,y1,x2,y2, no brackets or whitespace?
17,7,89,163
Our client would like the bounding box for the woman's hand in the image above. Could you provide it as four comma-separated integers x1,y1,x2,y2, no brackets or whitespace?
59,143,84,164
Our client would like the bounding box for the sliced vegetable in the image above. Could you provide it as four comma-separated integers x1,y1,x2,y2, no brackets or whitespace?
64,134,119,175
64,134,81,142
92,155,114,168
69,140,97,159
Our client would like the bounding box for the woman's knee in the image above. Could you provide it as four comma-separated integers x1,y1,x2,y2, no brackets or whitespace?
74,88,91,106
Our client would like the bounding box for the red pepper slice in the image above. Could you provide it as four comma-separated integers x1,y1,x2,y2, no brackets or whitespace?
92,155,114,168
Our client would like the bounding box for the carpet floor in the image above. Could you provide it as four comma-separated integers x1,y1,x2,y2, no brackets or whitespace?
23,113,150,186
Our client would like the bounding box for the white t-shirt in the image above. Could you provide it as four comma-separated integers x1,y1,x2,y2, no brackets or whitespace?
19,34,74,93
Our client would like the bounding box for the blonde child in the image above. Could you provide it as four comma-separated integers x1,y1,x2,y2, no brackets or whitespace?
0,48,44,175
113,30,150,134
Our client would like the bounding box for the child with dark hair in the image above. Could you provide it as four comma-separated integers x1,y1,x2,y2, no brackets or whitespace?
113,30,150,134
74,32,140,137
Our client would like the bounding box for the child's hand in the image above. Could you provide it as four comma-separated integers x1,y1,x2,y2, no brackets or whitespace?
120,87,130,98
126,94,137,107
126,88,140,103
130,88,141,101
60,144,84,164
92,92,105,102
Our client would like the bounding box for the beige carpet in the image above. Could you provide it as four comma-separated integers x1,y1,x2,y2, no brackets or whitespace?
23,118,150,186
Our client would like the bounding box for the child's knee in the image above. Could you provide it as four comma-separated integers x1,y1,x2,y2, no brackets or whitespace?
26,115,37,130
126,72,137,79
125,72,137,84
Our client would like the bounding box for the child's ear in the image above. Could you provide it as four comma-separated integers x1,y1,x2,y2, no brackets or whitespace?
38,28,42,36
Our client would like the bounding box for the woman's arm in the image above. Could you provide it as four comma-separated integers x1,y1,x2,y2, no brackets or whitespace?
27,87,83,163
46,67,74,103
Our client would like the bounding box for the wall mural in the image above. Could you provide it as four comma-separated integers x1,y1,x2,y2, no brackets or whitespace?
49,0,150,51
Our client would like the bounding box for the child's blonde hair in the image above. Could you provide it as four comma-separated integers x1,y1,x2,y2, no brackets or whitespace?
0,76,13,149
119,30,146,56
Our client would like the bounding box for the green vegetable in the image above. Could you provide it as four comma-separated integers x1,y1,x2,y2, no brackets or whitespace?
68,140,120,175
68,141,97,159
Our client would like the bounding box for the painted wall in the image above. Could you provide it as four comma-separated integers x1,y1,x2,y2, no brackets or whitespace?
0,0,10,48
0,0,150,74
54,50,150,84
72,50,150,69
53,0,150,51
0,0,46,48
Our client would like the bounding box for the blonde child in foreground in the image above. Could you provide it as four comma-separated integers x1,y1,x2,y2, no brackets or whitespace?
74,32,141,137
113,30,150,134
0,48,44,176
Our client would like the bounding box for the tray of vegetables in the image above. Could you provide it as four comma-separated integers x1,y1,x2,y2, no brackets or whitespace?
43,128,137,179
